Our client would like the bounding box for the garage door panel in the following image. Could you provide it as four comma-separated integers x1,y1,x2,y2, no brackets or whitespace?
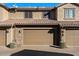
66,30,79,46
0,30,5,46
23,29,53,45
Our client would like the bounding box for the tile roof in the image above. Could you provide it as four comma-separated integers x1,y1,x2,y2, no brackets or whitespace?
59,21,79,27
14,8,52,11
0,19,58,26
0,19,79,27
56,3,79,8
0,4,9,11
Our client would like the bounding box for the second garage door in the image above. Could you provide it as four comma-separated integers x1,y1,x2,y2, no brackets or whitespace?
66,29,79,47
23,29,53,45
0,30,5,46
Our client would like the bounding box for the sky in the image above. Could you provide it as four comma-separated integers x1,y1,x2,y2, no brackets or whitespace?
5,3,59,8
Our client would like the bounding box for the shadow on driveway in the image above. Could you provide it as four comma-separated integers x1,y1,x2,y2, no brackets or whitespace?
10,49,74,56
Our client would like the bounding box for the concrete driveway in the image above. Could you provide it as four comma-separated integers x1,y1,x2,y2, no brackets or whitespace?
0,46,79,56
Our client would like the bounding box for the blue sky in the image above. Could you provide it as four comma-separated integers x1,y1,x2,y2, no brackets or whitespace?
5,3,59,8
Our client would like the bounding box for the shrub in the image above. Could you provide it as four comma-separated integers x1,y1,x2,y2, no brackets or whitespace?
7,43,16,49
60,42,66,48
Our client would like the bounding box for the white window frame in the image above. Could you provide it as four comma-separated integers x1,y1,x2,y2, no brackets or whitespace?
64,8,75,19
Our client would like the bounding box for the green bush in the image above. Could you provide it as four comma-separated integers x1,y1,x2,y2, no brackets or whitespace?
10,9,16,13
7,43,16,49
60,42,66,48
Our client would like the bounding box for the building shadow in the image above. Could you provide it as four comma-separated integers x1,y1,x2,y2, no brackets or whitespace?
10,49,74,56
48,27,61,47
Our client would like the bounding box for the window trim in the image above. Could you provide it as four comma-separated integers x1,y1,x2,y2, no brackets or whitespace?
64,8,75,20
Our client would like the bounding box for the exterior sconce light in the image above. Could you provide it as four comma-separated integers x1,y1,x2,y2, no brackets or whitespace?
62,33,64,36
19,30,21,33
6,30,9,33
61,30,64,33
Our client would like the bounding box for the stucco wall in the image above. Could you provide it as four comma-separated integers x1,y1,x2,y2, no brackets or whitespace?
0,7,8,21
9,11,45,20
6,29,11,45
32,11,43,19
9,11,25,19
14,28,23,47
2,8,9,21
6,28,15,45
57,4,79,21
6,28,23,47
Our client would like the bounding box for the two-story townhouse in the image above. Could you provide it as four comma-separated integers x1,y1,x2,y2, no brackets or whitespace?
57,3,79,47
0,3,79,48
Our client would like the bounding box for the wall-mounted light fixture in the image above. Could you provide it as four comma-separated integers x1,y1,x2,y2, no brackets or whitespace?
6,30,9,33
18,30,21,33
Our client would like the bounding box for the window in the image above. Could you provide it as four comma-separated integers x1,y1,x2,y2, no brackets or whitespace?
64,8,75,19
25,11,32,18
42,11,48,18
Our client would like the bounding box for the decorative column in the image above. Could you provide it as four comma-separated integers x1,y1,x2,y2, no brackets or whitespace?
8,24,17,48
15,28,23,47
60,27,66,48
11,24,14,43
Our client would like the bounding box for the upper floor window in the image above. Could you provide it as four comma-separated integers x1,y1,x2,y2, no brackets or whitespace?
64,8,75,19
42,11,48,18
25,11,32,18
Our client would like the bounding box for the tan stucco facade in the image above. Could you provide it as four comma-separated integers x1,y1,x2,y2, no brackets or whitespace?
0,3,79,48
9,11,45,20
0,3,79,21
6,27,53,47
57,3,79,21
60,29,66,43
6,29,12,45
14,28,23,47
32,11,43,19
0,6,8,21
9,11,25,19
6,27,23,47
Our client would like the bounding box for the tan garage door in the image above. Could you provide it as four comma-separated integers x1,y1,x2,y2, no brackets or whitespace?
0,30,5,46
23,29,53,45
66,30,79,47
